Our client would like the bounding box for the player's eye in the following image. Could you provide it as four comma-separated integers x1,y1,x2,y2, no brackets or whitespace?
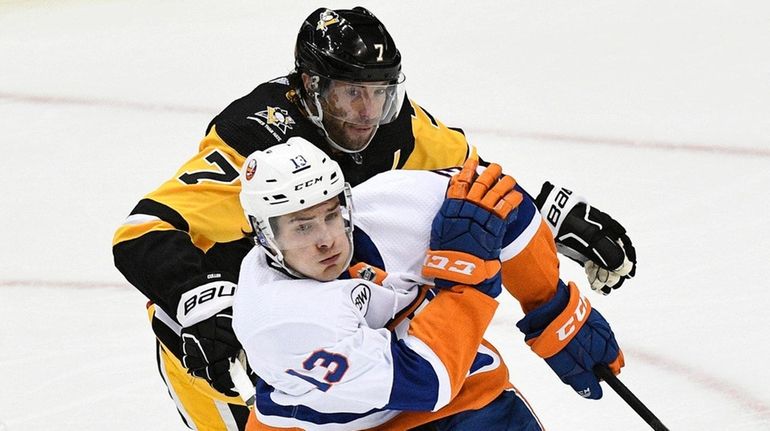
295,223,313,235
345,87,361,98
325,211,340,223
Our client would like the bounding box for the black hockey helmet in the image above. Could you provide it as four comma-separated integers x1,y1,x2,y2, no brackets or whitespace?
295,7,402,83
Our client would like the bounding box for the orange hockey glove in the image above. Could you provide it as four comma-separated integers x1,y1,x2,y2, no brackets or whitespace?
423,158,522,297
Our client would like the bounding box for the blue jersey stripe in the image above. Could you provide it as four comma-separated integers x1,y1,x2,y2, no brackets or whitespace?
501,185,538,247
386,337,441,411
255,379,383,425
469,351,494,374
254,334,441,425
351,227,386,270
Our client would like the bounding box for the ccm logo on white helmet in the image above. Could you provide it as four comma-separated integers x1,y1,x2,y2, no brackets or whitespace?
295,176,323,190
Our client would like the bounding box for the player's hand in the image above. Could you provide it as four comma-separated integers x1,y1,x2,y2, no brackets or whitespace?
535,181,637,295
516,281,624,399
423,158,522,297
176,272,241,397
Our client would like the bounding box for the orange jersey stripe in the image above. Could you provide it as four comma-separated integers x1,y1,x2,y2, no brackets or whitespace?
385,285,430,332
369,339,511,430
407,286,498,399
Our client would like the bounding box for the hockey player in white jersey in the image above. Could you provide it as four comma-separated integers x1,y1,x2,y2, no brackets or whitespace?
231,138,625,430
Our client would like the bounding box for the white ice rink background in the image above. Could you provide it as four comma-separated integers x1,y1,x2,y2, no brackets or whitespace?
1,1,769,429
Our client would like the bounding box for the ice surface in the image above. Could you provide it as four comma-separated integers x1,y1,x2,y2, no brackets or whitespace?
1,1,769,429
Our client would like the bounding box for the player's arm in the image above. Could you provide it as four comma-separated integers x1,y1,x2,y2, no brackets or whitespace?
462,164,626,399
234,279,498,418
112,126,248,313
420,158,559,312
112,126,252,396
497,180,562,313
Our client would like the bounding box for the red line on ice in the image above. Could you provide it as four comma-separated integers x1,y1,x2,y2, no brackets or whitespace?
0,279,127,289
624,346,770,422
3,278,769,423
468,128,770,158
0,91,211,115
2,91,768,158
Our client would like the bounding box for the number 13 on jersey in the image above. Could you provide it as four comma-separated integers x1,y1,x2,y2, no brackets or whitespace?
285,349,349,392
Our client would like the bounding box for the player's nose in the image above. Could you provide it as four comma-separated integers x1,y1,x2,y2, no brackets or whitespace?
315,226,336,249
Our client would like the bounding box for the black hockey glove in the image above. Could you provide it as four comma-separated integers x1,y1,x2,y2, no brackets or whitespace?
535,182,637,295
176,272,241,397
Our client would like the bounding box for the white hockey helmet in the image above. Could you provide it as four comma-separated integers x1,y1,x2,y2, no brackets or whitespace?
239,137,354,277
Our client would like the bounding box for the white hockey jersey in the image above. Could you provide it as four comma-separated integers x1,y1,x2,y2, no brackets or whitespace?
233,168,560,430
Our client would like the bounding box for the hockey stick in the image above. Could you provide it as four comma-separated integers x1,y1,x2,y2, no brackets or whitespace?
594,364,670,431
229,351,256,408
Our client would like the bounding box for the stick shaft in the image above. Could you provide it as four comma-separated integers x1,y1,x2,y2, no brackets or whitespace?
230,353,256,408
594,365,670,431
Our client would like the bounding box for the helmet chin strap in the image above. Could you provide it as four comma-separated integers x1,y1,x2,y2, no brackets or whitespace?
300,89,377,163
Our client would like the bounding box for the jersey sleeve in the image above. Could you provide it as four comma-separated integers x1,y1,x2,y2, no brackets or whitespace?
401,100,478,170
497,181,561,313
112,126,251,314
233,277,498,422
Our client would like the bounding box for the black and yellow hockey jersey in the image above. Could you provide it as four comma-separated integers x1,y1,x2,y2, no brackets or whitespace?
112,74,477,356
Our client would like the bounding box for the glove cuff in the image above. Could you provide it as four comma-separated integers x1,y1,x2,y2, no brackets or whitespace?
517,281,592,358
176,272,237,327
422,249,501,287
516,281,570,335
534,181,587,237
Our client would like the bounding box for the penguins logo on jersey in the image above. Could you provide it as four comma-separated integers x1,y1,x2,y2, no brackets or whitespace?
248,106,296,140
316,10,340,31
351,283,371,315
262,106,296,133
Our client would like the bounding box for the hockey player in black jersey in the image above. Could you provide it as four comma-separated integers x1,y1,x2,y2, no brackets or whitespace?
113,6,636,430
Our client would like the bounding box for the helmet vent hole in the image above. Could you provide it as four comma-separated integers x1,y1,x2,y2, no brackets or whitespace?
300,199,305,204
266,178,277,183
269,194,289,205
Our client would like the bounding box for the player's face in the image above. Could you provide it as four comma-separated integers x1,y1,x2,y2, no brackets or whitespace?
273,198,351,281
320,81,388,151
